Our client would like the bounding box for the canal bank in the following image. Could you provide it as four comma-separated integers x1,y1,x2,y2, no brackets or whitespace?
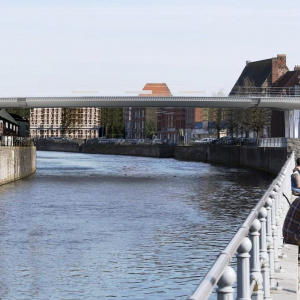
35,139,298,174
0,146,36,186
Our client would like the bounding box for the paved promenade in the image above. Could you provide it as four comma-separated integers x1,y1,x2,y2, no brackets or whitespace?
270,244,298,300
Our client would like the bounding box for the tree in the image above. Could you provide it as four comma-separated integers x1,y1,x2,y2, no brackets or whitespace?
101,108,124,138
145,108,157,139
145,119,157,139
6,108,30,119
206,90,227,138
239,77,271,138
61,108,80,136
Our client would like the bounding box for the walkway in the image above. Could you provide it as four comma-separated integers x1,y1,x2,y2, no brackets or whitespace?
271,244,298,300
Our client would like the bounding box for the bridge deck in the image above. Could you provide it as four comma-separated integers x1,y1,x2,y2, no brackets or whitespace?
0,96,300,109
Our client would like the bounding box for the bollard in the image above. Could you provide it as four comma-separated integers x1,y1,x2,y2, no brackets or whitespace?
216,266,236,300
249,218,263,300
236,237,252,300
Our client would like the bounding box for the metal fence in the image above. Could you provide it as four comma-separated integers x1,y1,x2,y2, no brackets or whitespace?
258,138,287,148
0,136,34,147
187,152,295,300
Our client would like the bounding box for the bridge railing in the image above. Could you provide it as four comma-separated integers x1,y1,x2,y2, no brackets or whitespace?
187,152,295,300
0,136,34,147
258,138,287,147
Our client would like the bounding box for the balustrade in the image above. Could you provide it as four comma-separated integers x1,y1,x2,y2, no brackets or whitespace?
187,152,295,300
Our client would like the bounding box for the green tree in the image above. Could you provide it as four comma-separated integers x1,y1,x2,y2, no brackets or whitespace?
145,119,157,139
101,108,124,138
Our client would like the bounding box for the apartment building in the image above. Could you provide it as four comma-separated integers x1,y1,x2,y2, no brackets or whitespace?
30,107,101,139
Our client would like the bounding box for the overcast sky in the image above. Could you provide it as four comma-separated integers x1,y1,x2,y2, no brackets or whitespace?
0,0,299,97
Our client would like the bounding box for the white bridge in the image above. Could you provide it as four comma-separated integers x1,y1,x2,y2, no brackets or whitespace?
1,96,300,138
0,96,300,110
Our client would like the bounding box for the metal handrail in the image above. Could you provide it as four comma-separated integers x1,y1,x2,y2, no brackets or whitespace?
187,152,294,300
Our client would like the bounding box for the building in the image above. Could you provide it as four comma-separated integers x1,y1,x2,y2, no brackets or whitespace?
272,66,300,137
9,113,30,137
30,107,101,139
124,83,198,144
230,54,289,137
0,109,20,145
128,83,173,140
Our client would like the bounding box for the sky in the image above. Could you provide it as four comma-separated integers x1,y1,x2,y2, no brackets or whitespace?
0,0,300,97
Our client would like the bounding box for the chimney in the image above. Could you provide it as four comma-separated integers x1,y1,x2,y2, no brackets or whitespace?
272,54,288,83
277,54,286,65
246,60,251,66
294,65,300,71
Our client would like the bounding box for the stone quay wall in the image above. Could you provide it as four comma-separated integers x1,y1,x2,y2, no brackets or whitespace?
81,144,176,158
36,140,80,153
0,146,36,186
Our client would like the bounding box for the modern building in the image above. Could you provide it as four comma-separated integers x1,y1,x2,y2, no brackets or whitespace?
30,107,101,139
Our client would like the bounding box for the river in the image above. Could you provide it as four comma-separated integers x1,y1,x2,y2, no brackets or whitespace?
0,151,273,299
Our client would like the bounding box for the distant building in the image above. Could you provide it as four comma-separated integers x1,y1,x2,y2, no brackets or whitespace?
126,83,195,144
30,107,101,139
0,109,20,137
230,54,289,137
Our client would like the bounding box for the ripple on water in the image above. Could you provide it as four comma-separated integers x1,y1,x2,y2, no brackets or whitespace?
0,151,273,299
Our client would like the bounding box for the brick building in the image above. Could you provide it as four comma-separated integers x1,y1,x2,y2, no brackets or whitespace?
230,54,289,137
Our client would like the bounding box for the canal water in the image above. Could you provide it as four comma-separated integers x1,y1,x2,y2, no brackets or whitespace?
0,151,273,299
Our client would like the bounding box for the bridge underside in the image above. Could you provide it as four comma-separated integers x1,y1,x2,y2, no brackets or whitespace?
0,96,300,110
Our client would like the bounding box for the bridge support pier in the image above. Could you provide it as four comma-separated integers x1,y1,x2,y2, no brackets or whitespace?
285,109,300,138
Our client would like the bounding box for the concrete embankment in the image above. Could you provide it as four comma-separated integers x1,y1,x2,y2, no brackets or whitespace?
35,139,294,174
0,146,36,186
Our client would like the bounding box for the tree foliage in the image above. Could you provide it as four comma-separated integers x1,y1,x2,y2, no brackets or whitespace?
6,108,30,119
101,108,124,138
227,77,271,138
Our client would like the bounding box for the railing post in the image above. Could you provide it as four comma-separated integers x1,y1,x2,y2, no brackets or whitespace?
265,197,276,289
236,237,252,300
271,188,280,270
249,218,264,300
258,207,271,299
266,196,282,290
216,266,236,300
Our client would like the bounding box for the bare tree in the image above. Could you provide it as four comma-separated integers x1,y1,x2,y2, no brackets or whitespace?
61,108,80,136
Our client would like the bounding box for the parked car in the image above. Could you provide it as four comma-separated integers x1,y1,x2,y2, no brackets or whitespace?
152,139,163,145
126,139,137,145
99,139,108,144
199,138,213,144
137,139,145,144
115,139,126,144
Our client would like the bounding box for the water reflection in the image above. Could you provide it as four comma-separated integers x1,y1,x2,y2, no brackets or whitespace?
0,151,273,299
